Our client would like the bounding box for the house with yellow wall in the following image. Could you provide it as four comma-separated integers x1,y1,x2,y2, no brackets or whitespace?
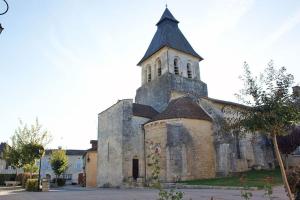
83,140,98,187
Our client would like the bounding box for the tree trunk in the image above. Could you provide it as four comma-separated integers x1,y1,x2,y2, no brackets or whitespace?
272,135,294,200
15,168,18,180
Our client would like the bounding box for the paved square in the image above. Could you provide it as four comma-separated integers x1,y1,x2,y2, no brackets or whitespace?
0,186,289,200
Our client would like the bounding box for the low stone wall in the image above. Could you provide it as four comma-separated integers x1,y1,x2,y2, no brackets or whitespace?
0,169,23,174
284,155,300,167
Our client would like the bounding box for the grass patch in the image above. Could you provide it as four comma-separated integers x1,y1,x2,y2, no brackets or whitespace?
180,168,283,189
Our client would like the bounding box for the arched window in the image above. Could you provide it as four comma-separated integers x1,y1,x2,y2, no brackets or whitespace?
187,63,192,78
157,59,162,76
174,58,179,75
147,65,152,82
143,67,147,84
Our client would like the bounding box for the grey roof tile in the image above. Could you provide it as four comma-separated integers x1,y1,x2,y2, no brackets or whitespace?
133,103,159,119
149,97,212,122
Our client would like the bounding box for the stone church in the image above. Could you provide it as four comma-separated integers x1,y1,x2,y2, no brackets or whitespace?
97,8,275,187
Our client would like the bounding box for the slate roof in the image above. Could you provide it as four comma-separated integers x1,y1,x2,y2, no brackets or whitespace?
0,143,7,153
156,7,179,25
202,97,250,109
45,149,86,156
137,8,203,65
0,143,8,158
149,97,212,122
133,103,159,119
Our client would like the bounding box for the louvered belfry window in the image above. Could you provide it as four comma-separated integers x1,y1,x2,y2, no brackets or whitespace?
147,65,152,82
174,58,179,75
187,63,192,78
157,59,162,76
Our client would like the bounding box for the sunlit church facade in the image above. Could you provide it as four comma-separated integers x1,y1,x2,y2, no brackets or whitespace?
96,8,275,187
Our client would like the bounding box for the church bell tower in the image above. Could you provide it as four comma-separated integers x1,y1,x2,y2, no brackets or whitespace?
135,8,208,112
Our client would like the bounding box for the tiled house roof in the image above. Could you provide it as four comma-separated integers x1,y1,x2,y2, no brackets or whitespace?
45,149,86,156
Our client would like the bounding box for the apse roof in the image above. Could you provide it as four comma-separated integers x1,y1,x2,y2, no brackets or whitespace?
150,97,212,122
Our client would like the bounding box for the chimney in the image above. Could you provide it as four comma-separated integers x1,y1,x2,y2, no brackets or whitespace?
293,86,300,98
90,140,98,150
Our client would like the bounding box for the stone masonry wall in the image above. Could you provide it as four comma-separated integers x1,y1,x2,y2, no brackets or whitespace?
97,100,131,187
144,119,216,182
144,121,168,181
135,73,207,112
199,98,275,176
97,99,150,187
140,47,201,85
122,116,149,182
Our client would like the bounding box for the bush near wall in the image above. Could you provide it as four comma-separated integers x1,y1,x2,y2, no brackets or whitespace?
52,178,66,186
25,179,39,191
0,174,16,185
287,167,300,194
16,173,38,187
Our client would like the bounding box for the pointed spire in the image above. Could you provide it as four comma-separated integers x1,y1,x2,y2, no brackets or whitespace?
156,7,179,26
137,8,203,65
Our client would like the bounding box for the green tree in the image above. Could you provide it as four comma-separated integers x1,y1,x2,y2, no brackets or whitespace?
21,143,45,166
50,149,68,180
3,145,22,175
4,119,50,175
23,163,38,176
225,61,300,200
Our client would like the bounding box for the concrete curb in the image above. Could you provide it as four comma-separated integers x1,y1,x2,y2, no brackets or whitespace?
0,186,23,191
120,183,258,190
169,184,258,190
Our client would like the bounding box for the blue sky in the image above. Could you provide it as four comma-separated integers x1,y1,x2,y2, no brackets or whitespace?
1,0,300,149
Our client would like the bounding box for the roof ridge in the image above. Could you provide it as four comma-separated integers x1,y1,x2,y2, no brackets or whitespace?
156,8,179,26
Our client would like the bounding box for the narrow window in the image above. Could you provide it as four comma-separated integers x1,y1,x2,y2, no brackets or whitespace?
107,142,110,161
174,58,179,75
157,59,162,76
187,63,192,78
235,134,241,159
147,65,152,82
143,68,147,84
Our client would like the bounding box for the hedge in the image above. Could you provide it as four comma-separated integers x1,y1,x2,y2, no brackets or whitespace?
16,173,38,187
25,179,39,191
0,174,16,185
52,178,66,186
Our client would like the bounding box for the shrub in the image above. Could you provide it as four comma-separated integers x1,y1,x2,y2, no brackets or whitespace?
158,189,184,200
17,173,38,188
0,174,16,185
287,167,300,194
52,178,66,186
102,182,112,188
25,179,39,191
50,150,68,178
